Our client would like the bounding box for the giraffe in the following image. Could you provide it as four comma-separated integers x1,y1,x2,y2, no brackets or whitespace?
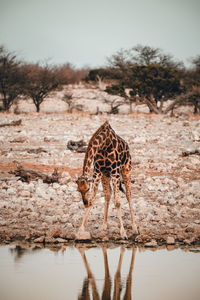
76,120,138,239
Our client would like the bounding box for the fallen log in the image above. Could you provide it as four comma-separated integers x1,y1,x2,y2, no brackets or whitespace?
27,147,47,154
10,162,59,183
0,119,22,127
181,149,200,157
67,139,87,153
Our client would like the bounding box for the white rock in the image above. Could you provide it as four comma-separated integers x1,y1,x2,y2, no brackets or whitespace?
68,185,77,192
20,190,31,198
133,136,146,143
145,240,158,247
166,236,175,245
53,183,60,189
35,186,47,197
7,187,16,195
192,131,200,141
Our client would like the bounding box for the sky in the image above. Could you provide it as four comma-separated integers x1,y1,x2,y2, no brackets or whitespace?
0,0,200,68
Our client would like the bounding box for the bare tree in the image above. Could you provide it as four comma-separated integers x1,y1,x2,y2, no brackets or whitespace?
62,92,73,112
23,63,65,112
0,46,25,111
57,63,90,84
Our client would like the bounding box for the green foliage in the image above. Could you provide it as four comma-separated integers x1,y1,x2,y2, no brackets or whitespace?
127,64,182,102
165,88,200,114
85,68,123,82
104,45,186,113
105,84,126,98
182,57,200,91
186,88,200,113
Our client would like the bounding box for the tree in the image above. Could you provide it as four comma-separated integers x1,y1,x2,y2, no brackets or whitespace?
107,48,132,70
105,64,182,113
105,45,183,114
107,44,182,69
167,55,200,115
128,64,182,113
191,55,200,69
85,68,123,82
0,46,25,111
23,63,65,112
165,88,200,115
131,44,161,66
56,63,89,84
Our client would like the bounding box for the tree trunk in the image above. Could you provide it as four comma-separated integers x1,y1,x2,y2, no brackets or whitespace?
159,96,165,113
3,95,9,111
143,96,160,114
36,104,40,112
129,102,133,113
33,97,42,112
194,100,199,114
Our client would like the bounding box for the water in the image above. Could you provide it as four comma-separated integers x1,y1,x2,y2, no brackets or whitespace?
0,243,199,300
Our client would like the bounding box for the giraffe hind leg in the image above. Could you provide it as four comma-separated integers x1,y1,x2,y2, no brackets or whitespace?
122,167,138,234
112,176,127,239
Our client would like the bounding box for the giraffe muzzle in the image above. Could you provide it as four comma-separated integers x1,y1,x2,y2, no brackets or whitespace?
83,199,88,206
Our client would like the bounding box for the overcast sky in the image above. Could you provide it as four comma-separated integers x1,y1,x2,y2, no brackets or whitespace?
0,0,200,68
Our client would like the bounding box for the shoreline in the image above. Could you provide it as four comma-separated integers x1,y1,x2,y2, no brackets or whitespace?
0,109,200,249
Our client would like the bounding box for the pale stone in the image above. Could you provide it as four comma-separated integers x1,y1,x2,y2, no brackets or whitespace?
75,230,92,241
166,236,175,245
52,183,60,189
45,237,56,243
34,236,45,243
20,190,31,198
7,187,16,195
145,240,158,247
55,238,67,243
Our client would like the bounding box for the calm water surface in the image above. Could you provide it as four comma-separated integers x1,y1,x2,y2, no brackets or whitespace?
0,243,199,300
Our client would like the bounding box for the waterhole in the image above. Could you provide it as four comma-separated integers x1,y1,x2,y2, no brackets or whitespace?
0,243,199,300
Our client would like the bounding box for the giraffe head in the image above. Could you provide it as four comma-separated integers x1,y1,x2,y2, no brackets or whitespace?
76,175,91,207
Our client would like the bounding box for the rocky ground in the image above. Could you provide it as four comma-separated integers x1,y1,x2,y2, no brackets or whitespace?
0,85,200,246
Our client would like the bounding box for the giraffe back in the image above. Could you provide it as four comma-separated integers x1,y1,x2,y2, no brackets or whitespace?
83,121,131,178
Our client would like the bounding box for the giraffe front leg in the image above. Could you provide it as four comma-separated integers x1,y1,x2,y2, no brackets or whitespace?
88,172,101,207
76,206,92,240
102,176,112,231
117,208,128,239
76,173,101,240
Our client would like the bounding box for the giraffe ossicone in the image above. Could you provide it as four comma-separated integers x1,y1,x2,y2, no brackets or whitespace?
76,120,138,240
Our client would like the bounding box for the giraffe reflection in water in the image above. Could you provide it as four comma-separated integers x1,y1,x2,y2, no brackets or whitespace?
78,247,136,300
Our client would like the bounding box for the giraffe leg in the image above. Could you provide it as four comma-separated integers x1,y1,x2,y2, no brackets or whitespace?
122,167,138,235
112,176,127,239
113,247,125,300
78,206,92,233
101,175,112,231
89,172,101,207
78,173,101,234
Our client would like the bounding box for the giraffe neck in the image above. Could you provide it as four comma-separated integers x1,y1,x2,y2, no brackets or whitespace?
82,121,111,177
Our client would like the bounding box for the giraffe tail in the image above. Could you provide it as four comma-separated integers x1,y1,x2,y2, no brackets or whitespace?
119,181,125,194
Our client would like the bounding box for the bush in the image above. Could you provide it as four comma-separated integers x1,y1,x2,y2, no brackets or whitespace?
84,68,123,82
